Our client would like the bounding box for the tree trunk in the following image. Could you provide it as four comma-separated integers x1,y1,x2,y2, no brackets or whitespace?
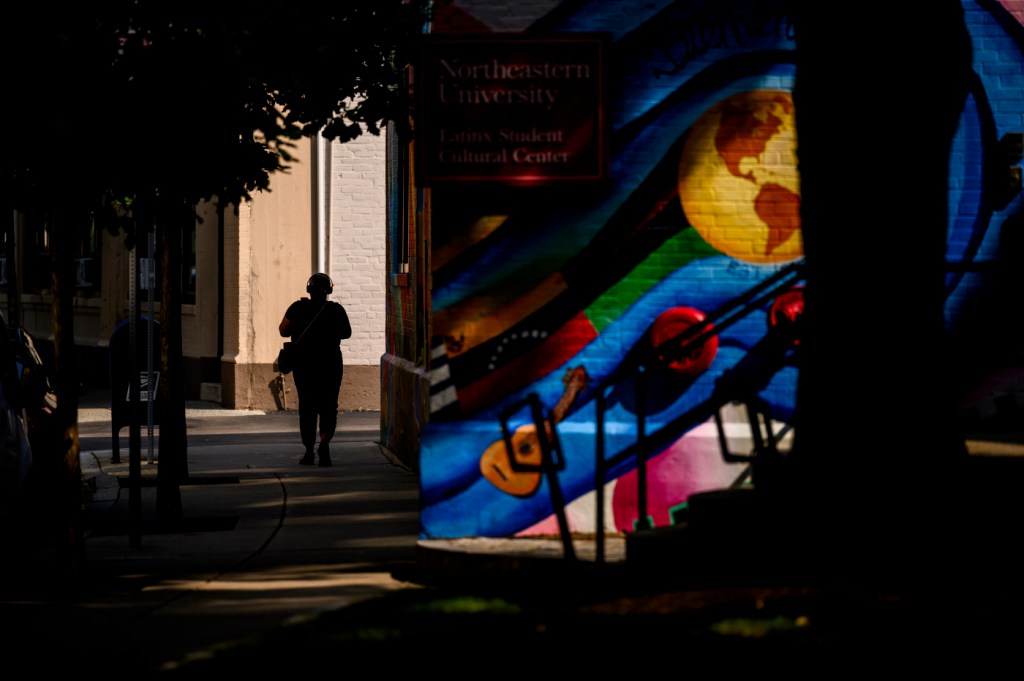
788,3,972,577
156,206,189,524
48,204,83,579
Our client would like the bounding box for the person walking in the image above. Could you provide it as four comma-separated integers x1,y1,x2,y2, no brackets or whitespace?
279,273,352,467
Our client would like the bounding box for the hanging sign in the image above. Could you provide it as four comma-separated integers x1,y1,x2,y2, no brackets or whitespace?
418,34,607,185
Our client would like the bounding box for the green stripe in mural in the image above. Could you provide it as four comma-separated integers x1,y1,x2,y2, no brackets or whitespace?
586,228,720,333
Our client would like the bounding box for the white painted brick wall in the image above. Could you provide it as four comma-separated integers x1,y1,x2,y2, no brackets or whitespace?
329,129,387,366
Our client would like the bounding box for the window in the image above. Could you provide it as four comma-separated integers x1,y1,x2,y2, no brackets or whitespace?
387,66,415,283
23,208,50,294
136,216,197,305
74,213,101,293
388,126,418,289
387,126,410,279
19,208,101,296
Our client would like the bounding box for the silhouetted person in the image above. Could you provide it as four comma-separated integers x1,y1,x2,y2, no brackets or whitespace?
279,273,352,467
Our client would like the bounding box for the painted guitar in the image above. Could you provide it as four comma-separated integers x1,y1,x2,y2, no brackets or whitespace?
480,366,589,497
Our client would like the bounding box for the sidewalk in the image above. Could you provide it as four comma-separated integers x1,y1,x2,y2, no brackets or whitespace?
5,396,1024,673
77,392,627,578
4,402,424,672
4,397,627,673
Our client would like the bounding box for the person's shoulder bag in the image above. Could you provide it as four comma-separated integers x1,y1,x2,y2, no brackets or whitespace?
277,301,328,374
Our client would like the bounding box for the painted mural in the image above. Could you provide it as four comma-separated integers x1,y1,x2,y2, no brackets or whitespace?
419,0,1024,540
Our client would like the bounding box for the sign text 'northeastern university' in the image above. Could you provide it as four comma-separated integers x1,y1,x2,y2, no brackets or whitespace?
418,35,606,185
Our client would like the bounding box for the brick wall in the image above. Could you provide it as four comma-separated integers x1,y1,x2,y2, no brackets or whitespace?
329,129,388,409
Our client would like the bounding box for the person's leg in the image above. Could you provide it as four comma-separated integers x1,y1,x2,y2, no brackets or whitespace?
294,368,317,465
316,354,343,467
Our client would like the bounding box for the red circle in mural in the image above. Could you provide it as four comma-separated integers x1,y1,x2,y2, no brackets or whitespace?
769,285,804,346
650,306,718,376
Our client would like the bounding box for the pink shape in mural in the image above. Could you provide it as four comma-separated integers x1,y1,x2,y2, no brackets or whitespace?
612,425,749,531
1001,1,1024,25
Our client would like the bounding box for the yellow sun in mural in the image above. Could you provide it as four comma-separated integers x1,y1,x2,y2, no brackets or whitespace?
678,90,803,264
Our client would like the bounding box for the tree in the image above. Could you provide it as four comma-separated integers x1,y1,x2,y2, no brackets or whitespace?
786,2,973,583
3,1,429,573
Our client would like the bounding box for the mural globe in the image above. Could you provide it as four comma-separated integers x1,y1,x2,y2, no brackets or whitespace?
678,90,803,264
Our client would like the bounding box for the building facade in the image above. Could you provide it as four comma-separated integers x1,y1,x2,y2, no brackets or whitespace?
3,131,388,415
389,0,1024,542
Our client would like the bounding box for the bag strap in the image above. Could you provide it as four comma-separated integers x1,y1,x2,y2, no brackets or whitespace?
293,301,329,345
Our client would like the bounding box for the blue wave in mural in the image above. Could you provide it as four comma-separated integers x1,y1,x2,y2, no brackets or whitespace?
421,256,798,536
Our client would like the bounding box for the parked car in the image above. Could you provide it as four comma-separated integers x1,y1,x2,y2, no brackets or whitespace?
0,314,33,516
8,324,57,430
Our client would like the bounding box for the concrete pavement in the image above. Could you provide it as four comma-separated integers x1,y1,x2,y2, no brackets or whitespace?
3,397,625,673
4,404,420,672
4,393,1024,673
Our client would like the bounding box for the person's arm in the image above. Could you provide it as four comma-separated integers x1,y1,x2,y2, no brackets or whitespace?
338,305,352,340
279,316,291,337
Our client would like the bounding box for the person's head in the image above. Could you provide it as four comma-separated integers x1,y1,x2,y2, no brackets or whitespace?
306,273,333,299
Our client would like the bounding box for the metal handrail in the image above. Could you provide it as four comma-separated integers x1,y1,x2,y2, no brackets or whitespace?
593,260,806,564
497,392,577,561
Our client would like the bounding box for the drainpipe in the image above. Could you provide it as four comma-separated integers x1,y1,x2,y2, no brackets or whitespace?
217,202,224,361
316,132,327,275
